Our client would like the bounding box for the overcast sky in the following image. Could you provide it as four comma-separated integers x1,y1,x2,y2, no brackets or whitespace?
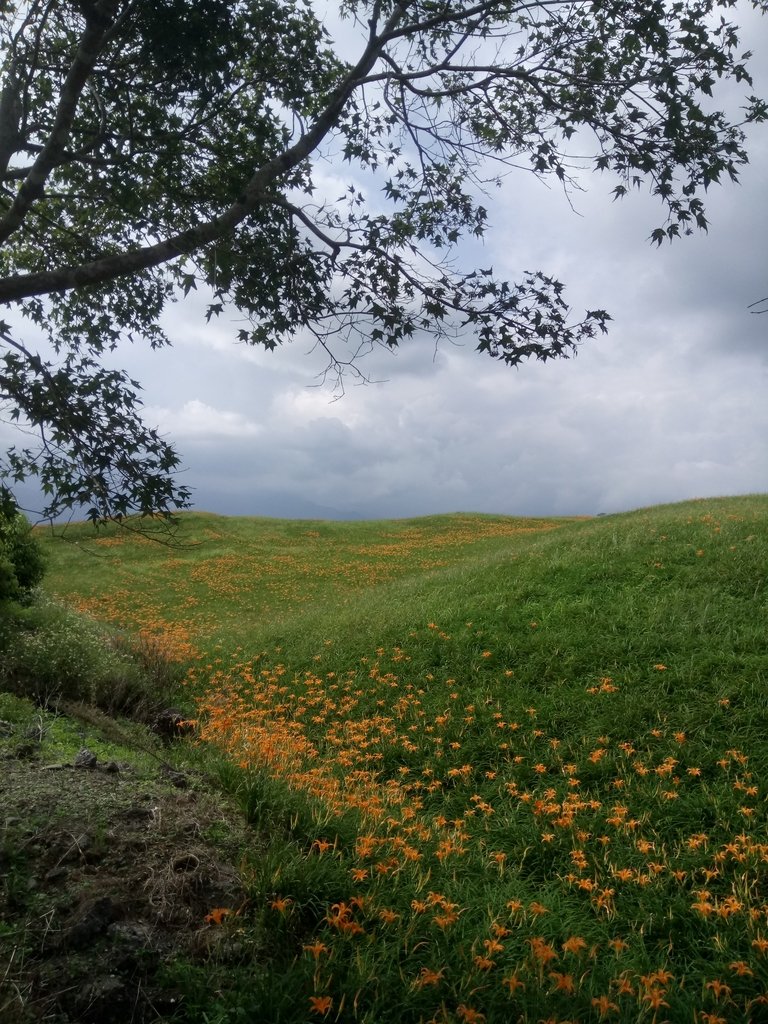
6,8,768,521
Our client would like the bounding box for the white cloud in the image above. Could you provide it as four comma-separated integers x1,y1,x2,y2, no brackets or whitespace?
4,12,767,523
146,399,263,440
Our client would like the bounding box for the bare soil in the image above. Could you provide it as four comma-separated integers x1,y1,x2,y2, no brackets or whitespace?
0,708,251,1023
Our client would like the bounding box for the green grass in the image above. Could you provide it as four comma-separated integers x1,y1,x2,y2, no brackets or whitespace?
35,495,768,1023
37,511,575,657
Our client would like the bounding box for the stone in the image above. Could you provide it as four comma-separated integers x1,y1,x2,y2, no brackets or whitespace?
152,708,195,740
74,748,98,769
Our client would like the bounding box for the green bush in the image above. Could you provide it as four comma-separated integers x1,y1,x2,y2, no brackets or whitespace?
0,490,185,717
0,596,184,716
0,691,35,724
0,490,46,603
0,491,185,716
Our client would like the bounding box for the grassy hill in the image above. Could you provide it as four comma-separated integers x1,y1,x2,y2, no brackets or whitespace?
27,495,768,1022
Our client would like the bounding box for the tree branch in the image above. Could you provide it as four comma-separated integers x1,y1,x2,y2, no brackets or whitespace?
0,0,120,245
0,0,410,304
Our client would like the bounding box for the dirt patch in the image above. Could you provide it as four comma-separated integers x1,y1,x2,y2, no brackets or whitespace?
0,710,253,1023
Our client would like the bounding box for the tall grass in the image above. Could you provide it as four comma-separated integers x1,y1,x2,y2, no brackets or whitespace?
38,495,768,1022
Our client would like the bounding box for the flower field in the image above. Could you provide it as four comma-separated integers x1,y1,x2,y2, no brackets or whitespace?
40,497,768,1022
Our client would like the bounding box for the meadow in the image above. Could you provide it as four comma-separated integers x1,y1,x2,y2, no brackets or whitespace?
38,496,768,1023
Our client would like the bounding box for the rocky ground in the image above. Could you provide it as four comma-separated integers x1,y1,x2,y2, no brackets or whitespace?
0,702,252,1023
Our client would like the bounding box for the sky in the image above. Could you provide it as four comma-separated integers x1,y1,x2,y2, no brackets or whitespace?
4,7,768,522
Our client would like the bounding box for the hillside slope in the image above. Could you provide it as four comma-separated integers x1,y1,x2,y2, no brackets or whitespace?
24,494,768,1023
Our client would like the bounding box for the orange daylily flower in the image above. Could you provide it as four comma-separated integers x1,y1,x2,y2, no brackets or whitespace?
309,995,333,1015
591,995,619,1016
303,942,328,960
529,937,558,965
642,988,669,1010
269,896,292,914
705,979,733,999
728,961,753,976
549,971,576,994
204,907,232,925
456,1006,485,1023
415,967,444,988
562,936,588,956
483,938,505,956
502,974,525,993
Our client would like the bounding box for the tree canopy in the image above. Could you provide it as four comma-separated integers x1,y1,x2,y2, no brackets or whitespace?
0,0,765,522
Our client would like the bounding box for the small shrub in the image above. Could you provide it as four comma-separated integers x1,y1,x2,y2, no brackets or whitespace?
0,596,183,717
0,490,46,603
0,691,34,724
